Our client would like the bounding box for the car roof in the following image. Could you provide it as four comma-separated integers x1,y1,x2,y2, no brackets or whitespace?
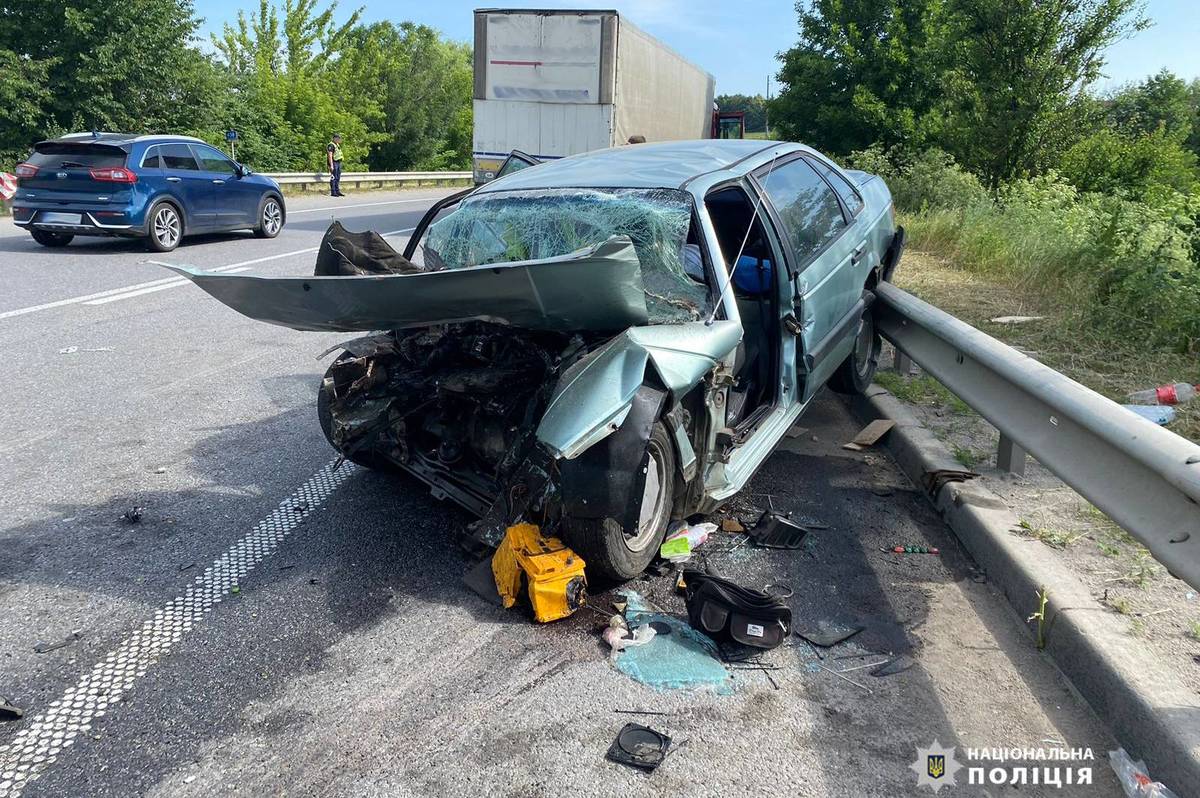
476,140,802,193
42,133,204,147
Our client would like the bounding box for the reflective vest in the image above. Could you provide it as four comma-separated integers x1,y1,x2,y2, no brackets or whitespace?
328,141,343,162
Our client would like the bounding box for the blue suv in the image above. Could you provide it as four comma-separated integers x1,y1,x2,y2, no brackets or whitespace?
12,133,286,252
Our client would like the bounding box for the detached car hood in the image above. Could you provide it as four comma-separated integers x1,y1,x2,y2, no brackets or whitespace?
157,237,649,334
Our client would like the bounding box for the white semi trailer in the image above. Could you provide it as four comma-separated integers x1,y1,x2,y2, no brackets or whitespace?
471,8,718,182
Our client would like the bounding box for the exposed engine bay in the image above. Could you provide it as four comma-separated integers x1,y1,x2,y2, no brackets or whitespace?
318,322,601,530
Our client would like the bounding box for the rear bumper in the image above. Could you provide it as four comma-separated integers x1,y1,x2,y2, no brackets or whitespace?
13,208,142,237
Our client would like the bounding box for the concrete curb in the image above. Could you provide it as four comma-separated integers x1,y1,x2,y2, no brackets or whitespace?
850,384,1200,792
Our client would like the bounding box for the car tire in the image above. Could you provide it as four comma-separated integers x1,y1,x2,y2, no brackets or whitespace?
316,353,402,473
31,230,74,247
145,201,183,252
562,421,677,581
828,299,881,395
254,196,283,239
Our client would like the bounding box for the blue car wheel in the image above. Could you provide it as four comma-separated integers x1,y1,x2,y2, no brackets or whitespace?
146,201,183,252
255,196,283,239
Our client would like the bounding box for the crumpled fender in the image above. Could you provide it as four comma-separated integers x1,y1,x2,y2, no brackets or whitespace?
536,319,742,459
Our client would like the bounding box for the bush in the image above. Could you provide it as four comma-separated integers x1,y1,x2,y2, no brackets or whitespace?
848,145,989,213
883,147,1200,352
1060,128,1200,201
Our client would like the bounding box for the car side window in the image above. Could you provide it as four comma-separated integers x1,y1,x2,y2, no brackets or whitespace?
758,157,847,265
160,144,199,171
809,158,865,217
192,144,236,175
141,146,162,169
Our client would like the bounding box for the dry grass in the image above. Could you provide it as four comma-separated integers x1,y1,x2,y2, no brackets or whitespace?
894,249,1200,443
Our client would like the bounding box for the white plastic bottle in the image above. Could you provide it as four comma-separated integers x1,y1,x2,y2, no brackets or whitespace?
1126,383,1198,406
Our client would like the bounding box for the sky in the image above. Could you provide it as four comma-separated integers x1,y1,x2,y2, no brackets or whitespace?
194,0,1200,97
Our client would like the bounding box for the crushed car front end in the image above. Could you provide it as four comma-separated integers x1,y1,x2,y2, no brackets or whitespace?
164,182,742,579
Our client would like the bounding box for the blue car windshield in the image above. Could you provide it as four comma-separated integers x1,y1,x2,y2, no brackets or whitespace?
421,187,712,323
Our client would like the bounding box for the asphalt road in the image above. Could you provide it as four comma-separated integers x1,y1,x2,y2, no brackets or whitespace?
0,190,1122,797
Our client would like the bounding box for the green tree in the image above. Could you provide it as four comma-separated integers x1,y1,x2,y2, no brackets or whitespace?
0,49,52,165
0,0,215,136
1105,69,1194,141
932,0,1147,186
332,22,473,170
769,0,945,155
211,0,376,170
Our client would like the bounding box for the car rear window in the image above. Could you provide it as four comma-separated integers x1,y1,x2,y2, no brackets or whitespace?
27,143,127,169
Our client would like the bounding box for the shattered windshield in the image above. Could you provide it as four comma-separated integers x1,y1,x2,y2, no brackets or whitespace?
420,188,712,323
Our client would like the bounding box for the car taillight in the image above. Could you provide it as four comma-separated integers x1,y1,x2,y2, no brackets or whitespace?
14,163,38,178
89,167,137,183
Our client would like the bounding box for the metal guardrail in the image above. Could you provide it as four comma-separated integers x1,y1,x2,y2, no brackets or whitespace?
261,170,471,188
874,281,1200,591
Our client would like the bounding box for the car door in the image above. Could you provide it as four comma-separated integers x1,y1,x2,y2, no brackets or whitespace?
751,154,869,401
158,143,212,233
494,150,540,180
191,143,258,229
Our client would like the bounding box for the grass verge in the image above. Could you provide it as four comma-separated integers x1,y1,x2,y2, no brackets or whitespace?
893,245,1200,443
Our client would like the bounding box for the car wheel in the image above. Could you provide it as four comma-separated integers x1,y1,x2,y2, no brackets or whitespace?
254,196,283,239
828,300,881,395
31,230,74,247
316,353,402,473
145,202,183,252
562,421,677,581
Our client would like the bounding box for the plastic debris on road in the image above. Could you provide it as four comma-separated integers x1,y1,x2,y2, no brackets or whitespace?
603,623,656,658
605,723,673,772
610,589,732,693
1109,748,1180,798
658,521,715,562
0,695,24,720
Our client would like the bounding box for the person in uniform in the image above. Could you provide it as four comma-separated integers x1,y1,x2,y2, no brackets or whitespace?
326,134,345,197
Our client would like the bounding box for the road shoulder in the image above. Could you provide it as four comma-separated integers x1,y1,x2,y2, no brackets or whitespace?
850,383,1200,792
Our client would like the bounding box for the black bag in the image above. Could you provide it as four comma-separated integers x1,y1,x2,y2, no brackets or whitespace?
682,570,791,650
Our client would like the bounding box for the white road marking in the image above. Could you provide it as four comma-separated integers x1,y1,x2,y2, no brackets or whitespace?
287,197,439,214
0,459,357,798
1,228,414,317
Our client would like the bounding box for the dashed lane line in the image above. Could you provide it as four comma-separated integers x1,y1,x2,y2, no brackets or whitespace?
0,459,358,798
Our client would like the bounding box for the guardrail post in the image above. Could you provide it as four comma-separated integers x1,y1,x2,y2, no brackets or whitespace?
996,433,1027,475
892,349,914,375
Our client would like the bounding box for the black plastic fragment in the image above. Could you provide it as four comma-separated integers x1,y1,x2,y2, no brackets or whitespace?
748,510,810,549
0,696,24,720
606,723,672,772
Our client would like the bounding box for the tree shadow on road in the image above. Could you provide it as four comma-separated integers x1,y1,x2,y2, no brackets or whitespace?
0,393,1126,796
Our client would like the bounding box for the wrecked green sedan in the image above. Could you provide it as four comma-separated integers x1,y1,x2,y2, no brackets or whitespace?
166,140,904,579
